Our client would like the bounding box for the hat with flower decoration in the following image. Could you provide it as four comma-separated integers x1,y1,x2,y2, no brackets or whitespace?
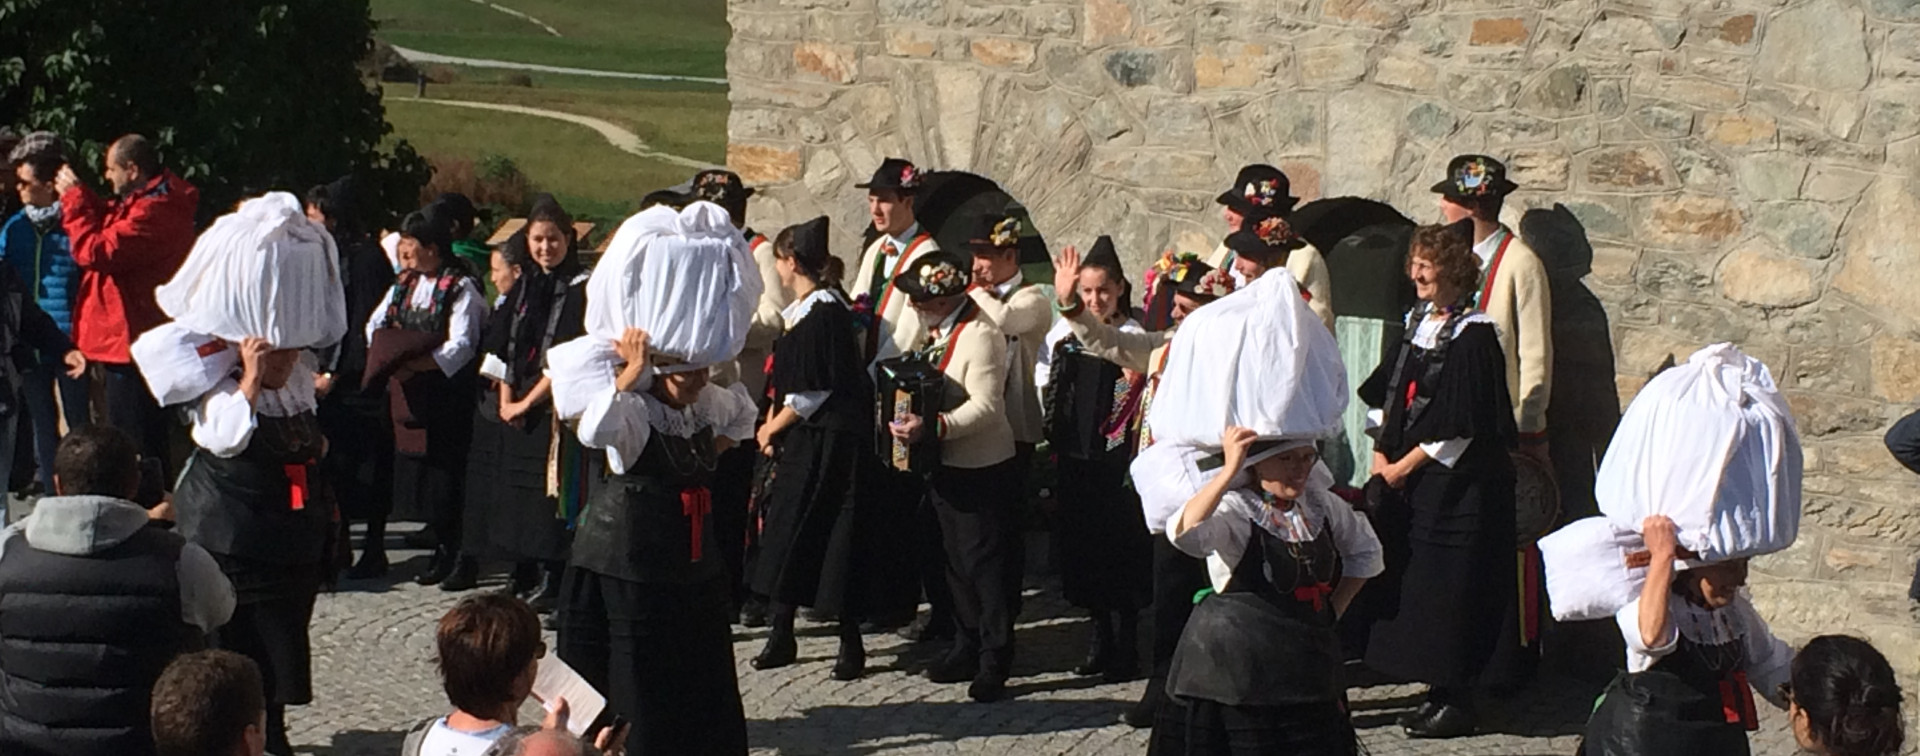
1216,164,1299,213
856,157,924,193
1225,209,1307,264
967,213,1024,252
1431,154,1520,200
690,169,756,207
893,250,973,302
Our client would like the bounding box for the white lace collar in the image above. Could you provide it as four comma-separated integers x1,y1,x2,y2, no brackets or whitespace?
633,385,733,439
254,353,320,417
781,287,845,328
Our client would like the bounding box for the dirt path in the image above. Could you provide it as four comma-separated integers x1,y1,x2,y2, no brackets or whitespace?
463,0,563,36
391,97,721,171
393,45,727,85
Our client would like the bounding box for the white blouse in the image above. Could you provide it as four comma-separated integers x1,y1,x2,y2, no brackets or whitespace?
576,382,758,475
188,352,321,458
363,274,486,378
1615,592,1793,709
1034,315,1144,391
1167,476,1385,594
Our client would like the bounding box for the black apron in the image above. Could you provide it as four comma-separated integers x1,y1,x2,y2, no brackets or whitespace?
1581,627,1755,756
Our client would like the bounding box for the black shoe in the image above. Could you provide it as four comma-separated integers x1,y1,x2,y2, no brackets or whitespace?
1106,615,1140,682
508,562,541,597
1121,676,1164,728
750,635,798,670
415,548,453,586
968,671,1008,702
1074,618,1113,677
899,615,955,643
527,573,561,614
1405,702,1475,739
859,608,914,634
1397,700,1441,729
739,598,769,628
345,549,389,580
925,647,979,684
438,555,480,592
801,606,838,624
831,637,866,681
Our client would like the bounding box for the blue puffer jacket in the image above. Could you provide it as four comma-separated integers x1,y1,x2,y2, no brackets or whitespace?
0,206,77,340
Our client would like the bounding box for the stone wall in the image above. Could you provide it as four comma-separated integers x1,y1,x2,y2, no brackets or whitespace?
725,0,1920,681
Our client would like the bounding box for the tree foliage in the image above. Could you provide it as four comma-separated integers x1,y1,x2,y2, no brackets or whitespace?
0,0,430,227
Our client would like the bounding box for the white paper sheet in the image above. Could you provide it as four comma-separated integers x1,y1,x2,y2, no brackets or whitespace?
532,653,607,738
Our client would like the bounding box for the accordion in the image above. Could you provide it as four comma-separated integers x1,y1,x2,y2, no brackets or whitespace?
1044,338,1135,461
876,354,946,474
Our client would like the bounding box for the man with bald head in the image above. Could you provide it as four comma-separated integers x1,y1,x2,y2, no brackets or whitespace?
55,133,199,467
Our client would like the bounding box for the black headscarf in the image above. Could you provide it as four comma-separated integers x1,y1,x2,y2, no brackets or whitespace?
498,195,584,388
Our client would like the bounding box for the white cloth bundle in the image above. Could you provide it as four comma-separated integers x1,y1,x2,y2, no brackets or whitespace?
1594,343,1802,562
155,192,347,350
1144,268,1348,447
582,202,761,369
1539,516,1649,621
131,323,241,407
547,202,761,421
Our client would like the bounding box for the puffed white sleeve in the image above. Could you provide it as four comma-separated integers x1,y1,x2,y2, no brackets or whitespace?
1319,493,1385,579
577,390,652,475
188,378,256,458
1616,597,1683,672
1736,597,1795,709
1419,437,1473,468
709,383,758,441
1166,489,1256,560
784,390,831,420
432,279,486,377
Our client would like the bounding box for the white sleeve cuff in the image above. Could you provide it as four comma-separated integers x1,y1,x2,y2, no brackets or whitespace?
785,390,831,420
1420,437,1472,468
578,391,651,475
189,381,256,458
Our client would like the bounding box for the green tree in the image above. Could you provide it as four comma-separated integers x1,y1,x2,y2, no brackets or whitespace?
0,0,430,227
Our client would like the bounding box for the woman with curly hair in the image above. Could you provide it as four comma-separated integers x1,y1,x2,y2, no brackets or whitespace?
1355,221,1520,739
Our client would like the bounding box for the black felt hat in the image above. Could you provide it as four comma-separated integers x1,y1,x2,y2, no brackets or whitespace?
1216,164,1299,213
967,213,1023,252
1167,257,1232,301
691,169,755,206
1081,236,1125,281
856,157,924,193
892,250,973,302
788,215,831,272
1225,209,1306,263
1431,154,1520,199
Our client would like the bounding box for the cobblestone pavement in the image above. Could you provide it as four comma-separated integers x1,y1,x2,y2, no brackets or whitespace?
291,533,1804,756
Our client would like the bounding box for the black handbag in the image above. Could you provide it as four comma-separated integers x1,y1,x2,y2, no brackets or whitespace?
1579,671,1752,756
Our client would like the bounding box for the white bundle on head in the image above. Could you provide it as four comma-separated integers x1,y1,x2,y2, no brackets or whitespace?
548,201,761,420
1596,343,1801,562
155,192,347,350
1144,268,1348,446
1542,343,1802,621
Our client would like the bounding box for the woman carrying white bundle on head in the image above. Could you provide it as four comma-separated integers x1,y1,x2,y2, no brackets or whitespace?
133,191,347,756
544,200,760,756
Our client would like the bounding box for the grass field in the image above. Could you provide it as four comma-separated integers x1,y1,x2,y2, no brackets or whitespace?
417,74,730,164
371,0,730,78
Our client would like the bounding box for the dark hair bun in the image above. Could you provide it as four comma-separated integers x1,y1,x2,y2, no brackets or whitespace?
1792,635,1905,756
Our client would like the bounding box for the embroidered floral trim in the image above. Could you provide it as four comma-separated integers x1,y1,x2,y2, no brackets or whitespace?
1453,156,1498,197
898,163,921,188
1253,215,1298,247
917,260,966,297
1243,178,1281,207
1191,268,1236,299
989,216,1022,248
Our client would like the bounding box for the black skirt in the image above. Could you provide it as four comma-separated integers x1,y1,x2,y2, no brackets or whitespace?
1053,455,1151,612
749,424,866,615
1362,462,1521,689
556,567,745,756
317,385,393,522
1149,698,1356,756
462,396,572,563
212,555,322,706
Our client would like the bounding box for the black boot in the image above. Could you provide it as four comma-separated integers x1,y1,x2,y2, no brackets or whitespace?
739,594,769,628
969,647,1012,703
508,561,541,598
831,621,866,681
347,519,389,579
438,554,481,592
1074,612,1114,677
1121,674,1164,728
926,635,980,684
527,563,563,613
1405,687,1476,739
751,603,799,670
416,546,454,586
265,704,293,756
1105,612,1141,683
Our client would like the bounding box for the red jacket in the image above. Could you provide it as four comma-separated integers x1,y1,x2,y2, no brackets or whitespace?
61,171,199,363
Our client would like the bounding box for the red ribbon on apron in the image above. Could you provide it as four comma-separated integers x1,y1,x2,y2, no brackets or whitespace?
682,488,712,562
284,464,308,511
1721,670,1759,730
1293,582,1334,613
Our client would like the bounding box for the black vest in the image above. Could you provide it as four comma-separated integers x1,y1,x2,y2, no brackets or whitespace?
571,427,725,585
174,413,331,565
0,525,199,756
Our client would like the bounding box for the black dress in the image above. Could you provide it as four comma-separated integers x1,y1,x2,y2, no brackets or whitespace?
1356,313,1521,689
375,272,479,540
558,408,747,756
173,411,332,707
319,233,396,523
749,292,875,615
463,271,588,563
1044,335,1151,613
1150,511,1356,756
